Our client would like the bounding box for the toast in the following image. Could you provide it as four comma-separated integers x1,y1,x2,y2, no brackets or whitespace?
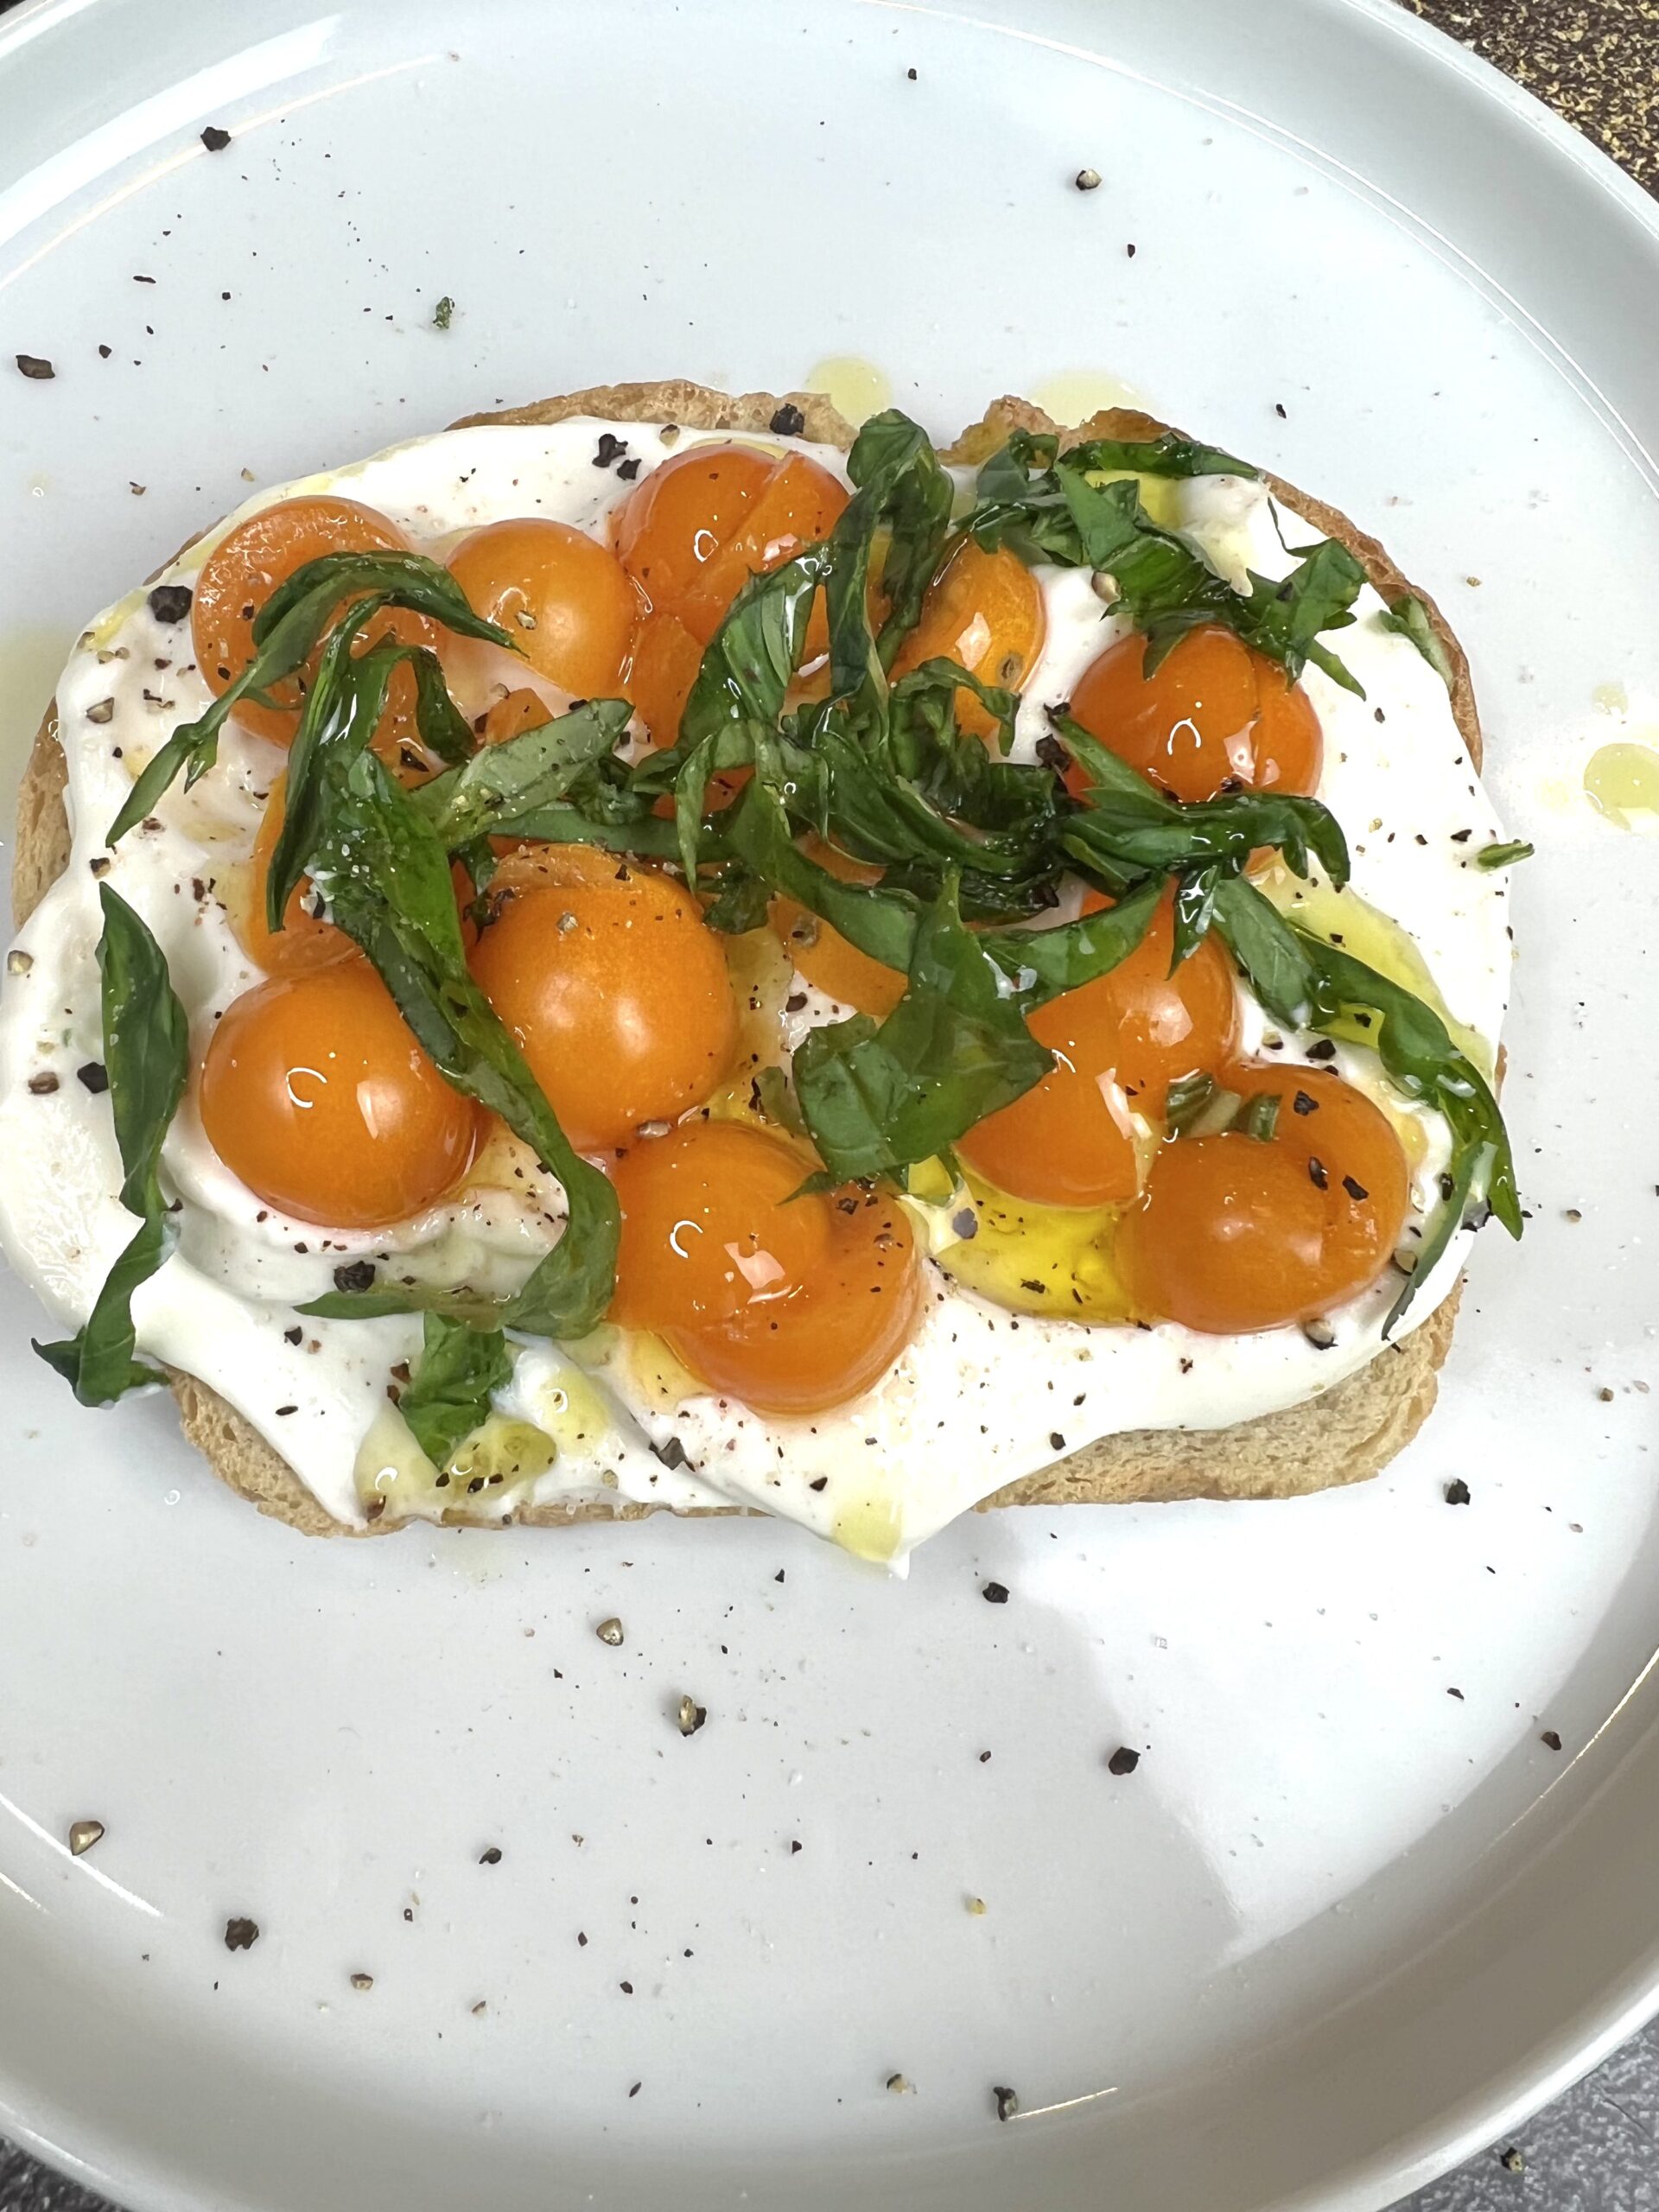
11,381,1474,1536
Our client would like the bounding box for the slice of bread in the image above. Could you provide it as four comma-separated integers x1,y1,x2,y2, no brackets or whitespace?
11,381,1475,1536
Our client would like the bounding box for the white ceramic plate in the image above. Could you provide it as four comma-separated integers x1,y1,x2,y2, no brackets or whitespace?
1,3,1656,2208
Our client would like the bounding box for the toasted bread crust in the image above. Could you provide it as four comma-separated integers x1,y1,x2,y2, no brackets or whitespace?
11,380,1478,1535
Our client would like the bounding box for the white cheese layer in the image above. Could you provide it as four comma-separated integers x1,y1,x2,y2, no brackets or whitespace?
0,418,1511,1559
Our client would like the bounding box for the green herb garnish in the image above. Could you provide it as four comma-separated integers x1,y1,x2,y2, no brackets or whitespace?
1379,593,1454,686
35,887,188,1402
962,429,1367,693
109,552,512,845
398,1314,511,1466
1473,839,1534,871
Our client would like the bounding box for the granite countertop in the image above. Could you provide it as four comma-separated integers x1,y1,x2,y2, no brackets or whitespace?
2,0,1656,2207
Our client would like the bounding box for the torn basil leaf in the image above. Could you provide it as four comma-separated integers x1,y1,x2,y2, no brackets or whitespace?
791,874,1052,1182
411,697,633,849
397,1313,512,1468
963,438,1366,695
35,887,188,1403
299,729,619,1339
1379,594,1454,687
1473,839,1534,872
109,550,512,844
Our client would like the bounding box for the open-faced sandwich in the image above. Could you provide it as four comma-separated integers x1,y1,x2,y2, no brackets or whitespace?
0,380,1523,1561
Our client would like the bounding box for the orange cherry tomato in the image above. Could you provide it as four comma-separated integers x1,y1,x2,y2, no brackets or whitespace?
1066,623,1322,804
447,518,639,700
611,442,847,651
958,887,1239,1208
193,495,436,754
231,772,354,978
198,962,477,1229
627,608,704,751
467,858,738,1151
1116,1060,1409,1332
608,1119,921,1414
477,686,556,747
890,539,1047,741
768,841,906,1019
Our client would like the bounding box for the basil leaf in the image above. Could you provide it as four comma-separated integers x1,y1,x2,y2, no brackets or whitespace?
298,1282,509,1325
109,551,512,843
982,873,1163,1001
1474,839,1534,872
964,453,1366,695
398,1313,512,1467
306,736,620,1338
35,887,188,1402
723,780,924,973
1165,1070,1218,1134
1379,594,1454,687
791,875,1052,1181
1063,430,1255,480
411,698,633,848
1210,877,1319,1027
1053,715,1351,889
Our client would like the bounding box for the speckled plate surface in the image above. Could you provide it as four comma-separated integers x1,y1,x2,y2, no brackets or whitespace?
0,3,1656,2209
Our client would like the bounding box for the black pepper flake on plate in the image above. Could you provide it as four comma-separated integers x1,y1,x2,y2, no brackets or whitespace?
1541,1729,1563,1752
479,1846,503,1866
769,402,806,437
1444,1478,1471,1505
593,431,628,469
651,1433,689,1471
147,582,193,624
993,2086,1020,2122
628,2082,642,2099
809,1475,828,1492
16,353,54,380
616,456,641,480
1048,1431,1065,1451
332,1258,377,1295
283,1325,303,1346
1107,1745,1141,1777
1306,1039,1337,1062
76,1062,108,1093
223,1917,259,1951
982,1580,1009,1605
200,124,232,151
274,1403,297,1417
